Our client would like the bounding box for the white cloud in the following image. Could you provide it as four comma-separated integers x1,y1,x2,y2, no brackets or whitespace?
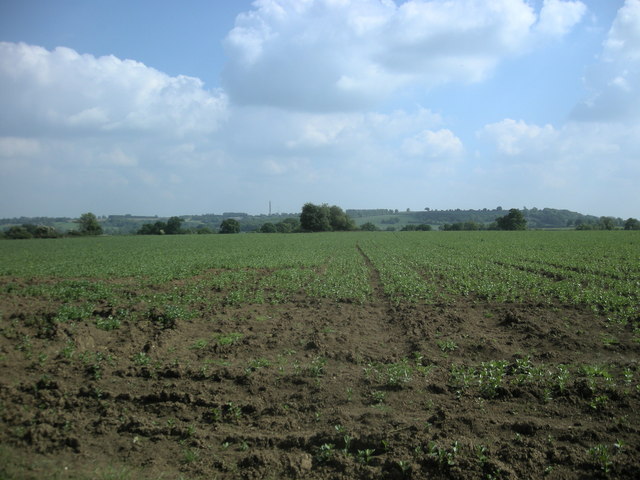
603,0,640,62
0,42,228,137
0,38,466,216
472,1,640,217
402,129,464,158
479,119,557,155
0,42,233,216
478,117,640,215
223,0,585,112
535,0,587,37
572,0,640,122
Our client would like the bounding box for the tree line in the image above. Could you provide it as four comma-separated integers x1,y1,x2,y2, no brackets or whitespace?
1,213,103,239
4,207,639,239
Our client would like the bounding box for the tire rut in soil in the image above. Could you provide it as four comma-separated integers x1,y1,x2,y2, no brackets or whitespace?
355,244,386,303
355,243,414,355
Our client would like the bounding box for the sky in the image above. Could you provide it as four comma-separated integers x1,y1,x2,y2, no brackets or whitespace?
0,0,638,219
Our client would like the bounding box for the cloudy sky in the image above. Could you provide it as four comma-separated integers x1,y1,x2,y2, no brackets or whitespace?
0,0,638,218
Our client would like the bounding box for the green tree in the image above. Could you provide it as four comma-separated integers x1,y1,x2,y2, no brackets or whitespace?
300,203,331,232
219,218,240,234
195,226,214,234
599,216,616,230
496,208,527,230
165,216,184,235
624,218,640,230
329,205,355,231
360,222,379,231
138,221,166,235
276,218,300,233
300,203,354,232
77,212,103,235
5,226,33,239
260,222,277,233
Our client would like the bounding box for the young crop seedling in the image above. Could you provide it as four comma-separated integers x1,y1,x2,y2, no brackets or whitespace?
225,402,243,422
213,332,244,346
370,390,386,405
587,444,613,474
346,387,354,402
190,338,208,350
357,448,375,464
437,339,458,353
342,434,353,456
475,444,488,466
308,356,327,377
396,460,412,477
182,448,200,464
132,352,151,366
364,358,414,387
316,443,335,462
246,357,271,374
95,315,121,331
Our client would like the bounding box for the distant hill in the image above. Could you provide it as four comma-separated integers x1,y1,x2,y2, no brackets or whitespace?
0,207,617,234
346,207,603,230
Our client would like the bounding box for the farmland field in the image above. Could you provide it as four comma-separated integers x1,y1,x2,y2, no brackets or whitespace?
1,231,639,479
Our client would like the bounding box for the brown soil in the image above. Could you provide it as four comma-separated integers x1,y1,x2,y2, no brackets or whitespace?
1,271,639,480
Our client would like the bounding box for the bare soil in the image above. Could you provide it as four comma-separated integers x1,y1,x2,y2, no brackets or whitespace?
1,272,639,479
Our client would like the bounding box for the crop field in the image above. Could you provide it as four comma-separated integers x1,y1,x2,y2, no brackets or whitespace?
1,231,639,479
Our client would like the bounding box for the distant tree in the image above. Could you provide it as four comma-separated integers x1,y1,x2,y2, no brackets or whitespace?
599,216,616,230
496,208,527,230
195,226,214,234
624,218,640,230
300,203,355,232
575,223,595,230
138,221,166,235
164,216,184,235
360,222,379,231
300,203,331,232
464,221,480,231
329,205,356,231
441,221,482,231
77,212,103,235
219,218,240,234
31,224,59,238
260,222,277,233
6,224,60,239
276,218,300,233
5,226,33,239
402,224,432,231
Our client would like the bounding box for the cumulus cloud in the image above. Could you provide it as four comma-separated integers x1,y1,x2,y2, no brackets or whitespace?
475,117,639,216
223,0,585,111
572,0,640,122
0,42,233,216
0,39,466,216
0,42,228,137
220,105,453,171
535,0,587,37
479,119,557,155
402,129,464,158
473,1,640,217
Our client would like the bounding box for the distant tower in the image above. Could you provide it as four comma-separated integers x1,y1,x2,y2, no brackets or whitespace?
269,201,272,216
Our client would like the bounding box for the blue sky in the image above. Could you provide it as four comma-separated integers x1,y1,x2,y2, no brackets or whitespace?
1,0,638,219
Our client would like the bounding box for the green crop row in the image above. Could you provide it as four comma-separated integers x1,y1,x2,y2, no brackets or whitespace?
1,231,638,317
